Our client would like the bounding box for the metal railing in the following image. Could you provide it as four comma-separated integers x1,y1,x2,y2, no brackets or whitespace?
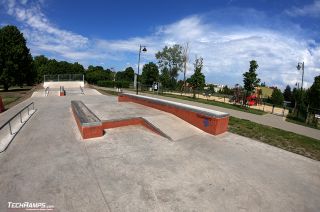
80,86,84,94
45,87,50,96
0,102,35,135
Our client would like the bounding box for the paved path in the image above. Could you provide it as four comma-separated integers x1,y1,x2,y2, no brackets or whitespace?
93,86,320,140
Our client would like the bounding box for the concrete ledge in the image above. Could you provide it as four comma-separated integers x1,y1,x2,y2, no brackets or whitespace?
118,93,229,135
71,101,103,139
71,101,171,140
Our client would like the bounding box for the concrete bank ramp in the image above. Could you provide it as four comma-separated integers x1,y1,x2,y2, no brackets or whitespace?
43,81,84,88
143,113,204,141
31,91,45,97
31,88,102,97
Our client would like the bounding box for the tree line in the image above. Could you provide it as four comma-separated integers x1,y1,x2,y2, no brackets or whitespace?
0,25,136,90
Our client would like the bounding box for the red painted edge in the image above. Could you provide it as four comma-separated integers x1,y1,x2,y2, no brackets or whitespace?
118,94,229,135
0,96,4,113
71,106,103,139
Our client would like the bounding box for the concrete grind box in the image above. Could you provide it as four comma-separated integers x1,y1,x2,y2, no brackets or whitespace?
118,93,229,135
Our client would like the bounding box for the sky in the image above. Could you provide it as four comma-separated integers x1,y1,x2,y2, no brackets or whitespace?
1,0,320,89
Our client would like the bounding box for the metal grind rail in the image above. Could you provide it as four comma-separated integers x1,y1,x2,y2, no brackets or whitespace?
45,86,50,96
80,86,84,94
0,102,36,152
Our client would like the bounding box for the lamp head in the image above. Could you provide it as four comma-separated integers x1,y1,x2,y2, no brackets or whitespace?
142,47,147,52
297,63,301,70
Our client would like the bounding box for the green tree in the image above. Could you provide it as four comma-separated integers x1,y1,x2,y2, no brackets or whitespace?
307,75,320,109
243,60,260,96
156,44,184,89
33,55,85,82
115,67,134,82
34,55,49,82
188,57,205,98
271,88,284,106
159,67,171,90
0,25,33,90
283,85,292,102
208,84,216,94
221,85,233,95
123,67,134,82
85,66,112,84
141,62,159,86
88,65,104,72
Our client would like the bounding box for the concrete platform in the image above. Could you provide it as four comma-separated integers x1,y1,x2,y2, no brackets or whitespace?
0,88,319,211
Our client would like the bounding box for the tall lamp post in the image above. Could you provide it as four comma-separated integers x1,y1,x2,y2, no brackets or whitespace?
295,62,305,118
296,62,304,91
136,45,147,95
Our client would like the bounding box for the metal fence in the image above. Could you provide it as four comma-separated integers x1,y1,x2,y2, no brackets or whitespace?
44,74,84,82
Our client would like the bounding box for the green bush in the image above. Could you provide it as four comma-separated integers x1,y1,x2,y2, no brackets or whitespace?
97,80,130,88
85,70,112,84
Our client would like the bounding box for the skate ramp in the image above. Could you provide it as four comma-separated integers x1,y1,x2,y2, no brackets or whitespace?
143,113,204,141
43,81,84,89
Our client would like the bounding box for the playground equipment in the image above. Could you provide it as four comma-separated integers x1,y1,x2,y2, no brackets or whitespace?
247,94,257,106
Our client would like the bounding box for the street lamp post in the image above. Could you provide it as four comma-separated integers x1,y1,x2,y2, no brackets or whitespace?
295,62,305,118
136,45,147,95
296,62,304,91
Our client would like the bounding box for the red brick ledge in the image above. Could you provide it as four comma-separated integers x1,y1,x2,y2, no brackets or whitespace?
71,101,103,139
118,93,229,135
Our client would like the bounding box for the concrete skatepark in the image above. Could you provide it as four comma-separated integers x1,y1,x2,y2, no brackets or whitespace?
0,85,320,211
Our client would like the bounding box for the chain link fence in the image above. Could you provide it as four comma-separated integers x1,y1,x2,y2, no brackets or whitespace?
44,74,84,82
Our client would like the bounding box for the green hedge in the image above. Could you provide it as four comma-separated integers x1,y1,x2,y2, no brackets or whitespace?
97,80,130,88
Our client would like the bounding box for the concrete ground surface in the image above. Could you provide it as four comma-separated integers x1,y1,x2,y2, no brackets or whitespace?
0,88,320,212
93,86,320,140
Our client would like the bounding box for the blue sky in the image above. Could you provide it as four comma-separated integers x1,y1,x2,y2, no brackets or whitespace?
1,0,320,88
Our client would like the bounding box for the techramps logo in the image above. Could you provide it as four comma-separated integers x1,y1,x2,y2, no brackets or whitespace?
8,202,54,211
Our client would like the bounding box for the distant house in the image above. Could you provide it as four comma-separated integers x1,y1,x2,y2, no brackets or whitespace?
205,83,225,93
255,86,274,98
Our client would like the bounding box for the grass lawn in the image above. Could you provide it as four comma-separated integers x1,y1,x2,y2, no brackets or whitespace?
229,116,320,161
1,96,20,106
0,86,35,110
159,92,266,115
96,89,119,96
286,117,319,130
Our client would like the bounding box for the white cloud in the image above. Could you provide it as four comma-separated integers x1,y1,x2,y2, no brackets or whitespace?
98,16,320,88
2,0,320,88
285,0,320,17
